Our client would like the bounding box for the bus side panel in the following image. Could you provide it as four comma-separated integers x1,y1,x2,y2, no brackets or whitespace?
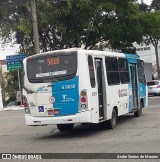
90,88,99,123
106,84,129,120
78,53,99,123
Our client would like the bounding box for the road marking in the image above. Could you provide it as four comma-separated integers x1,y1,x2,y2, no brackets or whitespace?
148,106,160,108
148,97,160,99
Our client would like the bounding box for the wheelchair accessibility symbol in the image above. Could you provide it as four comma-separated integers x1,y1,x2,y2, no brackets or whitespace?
38,106,44,112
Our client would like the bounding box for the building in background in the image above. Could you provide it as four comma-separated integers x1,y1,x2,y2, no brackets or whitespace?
133,43,158,64
134,43,160,79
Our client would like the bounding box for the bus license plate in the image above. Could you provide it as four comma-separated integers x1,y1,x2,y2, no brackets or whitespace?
48,109,60,115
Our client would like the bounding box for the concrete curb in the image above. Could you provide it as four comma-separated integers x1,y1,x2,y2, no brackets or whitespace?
1,106,24,111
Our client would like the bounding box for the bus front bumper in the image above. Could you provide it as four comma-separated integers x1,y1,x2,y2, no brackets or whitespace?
25,111,92,126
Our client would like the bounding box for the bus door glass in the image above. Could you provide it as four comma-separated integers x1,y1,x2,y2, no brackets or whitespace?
130,64,139,109
95,59,104,120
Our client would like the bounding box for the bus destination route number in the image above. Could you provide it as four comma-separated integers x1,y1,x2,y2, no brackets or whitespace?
47,57,60,65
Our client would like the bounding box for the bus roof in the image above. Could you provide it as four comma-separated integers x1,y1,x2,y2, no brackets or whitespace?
25,48,139,60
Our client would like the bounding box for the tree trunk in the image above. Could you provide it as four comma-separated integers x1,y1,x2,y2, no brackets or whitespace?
155,45,160,79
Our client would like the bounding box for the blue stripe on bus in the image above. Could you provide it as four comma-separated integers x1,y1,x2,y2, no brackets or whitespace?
139,83,146,97
128,84,132,112
138,83,147,107
125,53,139,64
51,76,79,116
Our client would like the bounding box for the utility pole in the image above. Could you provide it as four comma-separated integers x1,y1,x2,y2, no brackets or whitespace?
0,83,3,111
31,0,40,54
17,69,22,106
0,62,3,111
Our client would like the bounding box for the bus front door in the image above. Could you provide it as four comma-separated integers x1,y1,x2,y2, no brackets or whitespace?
130,64,139,109
95,59,104,120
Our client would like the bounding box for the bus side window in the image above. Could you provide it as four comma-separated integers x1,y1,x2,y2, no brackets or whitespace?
105,57,120,85
118,58,129,84
88,55,96,88
138,60,146,84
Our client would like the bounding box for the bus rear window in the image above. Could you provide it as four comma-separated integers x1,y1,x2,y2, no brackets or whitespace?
27,53,77,83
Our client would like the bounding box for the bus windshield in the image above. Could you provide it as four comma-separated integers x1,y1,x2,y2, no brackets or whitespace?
27,53,77,83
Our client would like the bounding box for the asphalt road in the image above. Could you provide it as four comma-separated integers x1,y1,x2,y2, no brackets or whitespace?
0,96,160,161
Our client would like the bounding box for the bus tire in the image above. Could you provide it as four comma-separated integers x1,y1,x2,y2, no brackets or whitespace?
81,123,89,126
107,108,117,129
134,101,143,117
99,108,117,129
57,124,74,131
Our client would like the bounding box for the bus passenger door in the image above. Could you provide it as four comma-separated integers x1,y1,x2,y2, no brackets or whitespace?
130,64,139,109
95,59,104,120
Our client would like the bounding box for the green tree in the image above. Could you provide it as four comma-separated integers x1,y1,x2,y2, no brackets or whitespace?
0,70,18,106
151,0,160,11
140,11,160,79
0,0,142,54
0,0,32,53
104,1,143,52
139,3,150,12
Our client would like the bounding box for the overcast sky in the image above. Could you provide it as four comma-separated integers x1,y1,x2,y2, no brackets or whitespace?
0,44,19,60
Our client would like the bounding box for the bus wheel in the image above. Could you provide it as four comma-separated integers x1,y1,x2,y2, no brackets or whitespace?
57,124,74,131
99,109,117,129
134,101,143,117
108,108,117,129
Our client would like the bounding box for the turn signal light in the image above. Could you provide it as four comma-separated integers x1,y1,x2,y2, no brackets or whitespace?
81,91,86,97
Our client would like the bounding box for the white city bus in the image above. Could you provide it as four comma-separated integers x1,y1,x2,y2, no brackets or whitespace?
22,48,148,131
